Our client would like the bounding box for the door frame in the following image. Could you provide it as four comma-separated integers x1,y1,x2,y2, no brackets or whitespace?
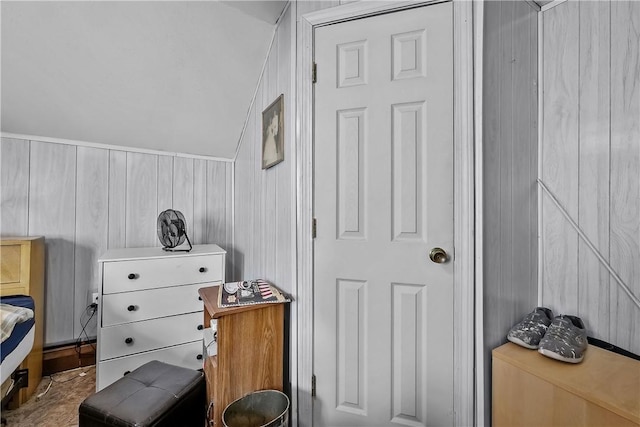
295,1,476,426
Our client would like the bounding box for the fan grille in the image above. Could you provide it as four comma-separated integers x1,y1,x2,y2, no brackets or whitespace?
157,209,187,248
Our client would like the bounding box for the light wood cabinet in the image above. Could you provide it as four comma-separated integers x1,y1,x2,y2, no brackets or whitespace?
493,342,640,426
0,237,45,407
97,244,225,390
199,285,286,427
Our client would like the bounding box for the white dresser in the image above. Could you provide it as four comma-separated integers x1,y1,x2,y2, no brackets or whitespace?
96,244,226,390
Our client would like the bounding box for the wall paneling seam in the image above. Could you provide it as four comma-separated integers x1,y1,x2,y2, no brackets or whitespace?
27,141,32,237
537,10,544,306
473,1,485,424
608,0,612,340
73,145,78,323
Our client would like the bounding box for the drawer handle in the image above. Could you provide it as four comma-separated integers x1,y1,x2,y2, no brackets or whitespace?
127,273,137,280
199,267,206,273
124,370,131,376
125,337,134,344
197,324,204,331
196,354,203,360
127,305,137,312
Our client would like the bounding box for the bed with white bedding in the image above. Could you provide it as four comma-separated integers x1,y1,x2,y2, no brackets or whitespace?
0,237,45,409
1,295,36,386
1,295,36,417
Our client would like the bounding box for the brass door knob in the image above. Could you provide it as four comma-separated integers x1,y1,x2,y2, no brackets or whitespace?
429,247,448,264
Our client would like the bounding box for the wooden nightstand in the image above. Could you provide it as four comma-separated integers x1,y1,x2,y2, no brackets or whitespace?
199,285,287,427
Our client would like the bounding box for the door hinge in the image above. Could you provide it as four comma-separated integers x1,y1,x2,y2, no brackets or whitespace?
311,374,317,397
312,218,317,238
312,62,317,84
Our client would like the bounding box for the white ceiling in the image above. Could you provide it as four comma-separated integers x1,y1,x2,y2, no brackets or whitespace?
1,1,287,159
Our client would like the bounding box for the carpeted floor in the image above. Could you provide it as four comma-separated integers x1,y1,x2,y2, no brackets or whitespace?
2,365,95,427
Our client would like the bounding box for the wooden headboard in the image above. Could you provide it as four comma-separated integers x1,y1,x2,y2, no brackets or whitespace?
0,236,45,407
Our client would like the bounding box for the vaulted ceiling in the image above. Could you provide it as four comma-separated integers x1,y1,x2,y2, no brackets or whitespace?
1,1,287,159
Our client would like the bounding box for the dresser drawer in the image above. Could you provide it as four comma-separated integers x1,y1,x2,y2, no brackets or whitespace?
101,282,213,327
97,340,203,391
99,312,204,360
102,254,223,294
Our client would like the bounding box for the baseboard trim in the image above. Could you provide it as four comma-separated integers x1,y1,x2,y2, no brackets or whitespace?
43,341,96,376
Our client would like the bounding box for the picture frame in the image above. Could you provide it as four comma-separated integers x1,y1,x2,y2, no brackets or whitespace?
262,94,284,169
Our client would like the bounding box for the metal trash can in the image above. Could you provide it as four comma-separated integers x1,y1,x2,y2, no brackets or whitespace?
222,390,289,427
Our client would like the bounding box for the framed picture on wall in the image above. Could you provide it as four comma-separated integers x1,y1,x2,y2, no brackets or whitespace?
262,94,284,169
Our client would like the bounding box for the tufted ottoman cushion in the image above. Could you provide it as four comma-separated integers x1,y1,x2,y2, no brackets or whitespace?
79,361,205,427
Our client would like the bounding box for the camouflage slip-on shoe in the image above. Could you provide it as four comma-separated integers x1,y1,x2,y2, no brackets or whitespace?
538,315,588,363
507,307,554,349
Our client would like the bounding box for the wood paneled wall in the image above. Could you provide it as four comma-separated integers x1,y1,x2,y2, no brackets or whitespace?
541,0,639,355
233,5,294,289
0,137,232,346
482,1,538,423
232,0,344,292
232,4,343,424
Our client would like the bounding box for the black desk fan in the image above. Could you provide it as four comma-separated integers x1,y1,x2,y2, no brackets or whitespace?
157,209,192,252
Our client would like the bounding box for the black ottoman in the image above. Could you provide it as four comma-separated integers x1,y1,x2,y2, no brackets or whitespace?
79,361,205,427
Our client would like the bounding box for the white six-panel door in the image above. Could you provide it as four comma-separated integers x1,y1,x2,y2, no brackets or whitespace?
313,3,454,426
